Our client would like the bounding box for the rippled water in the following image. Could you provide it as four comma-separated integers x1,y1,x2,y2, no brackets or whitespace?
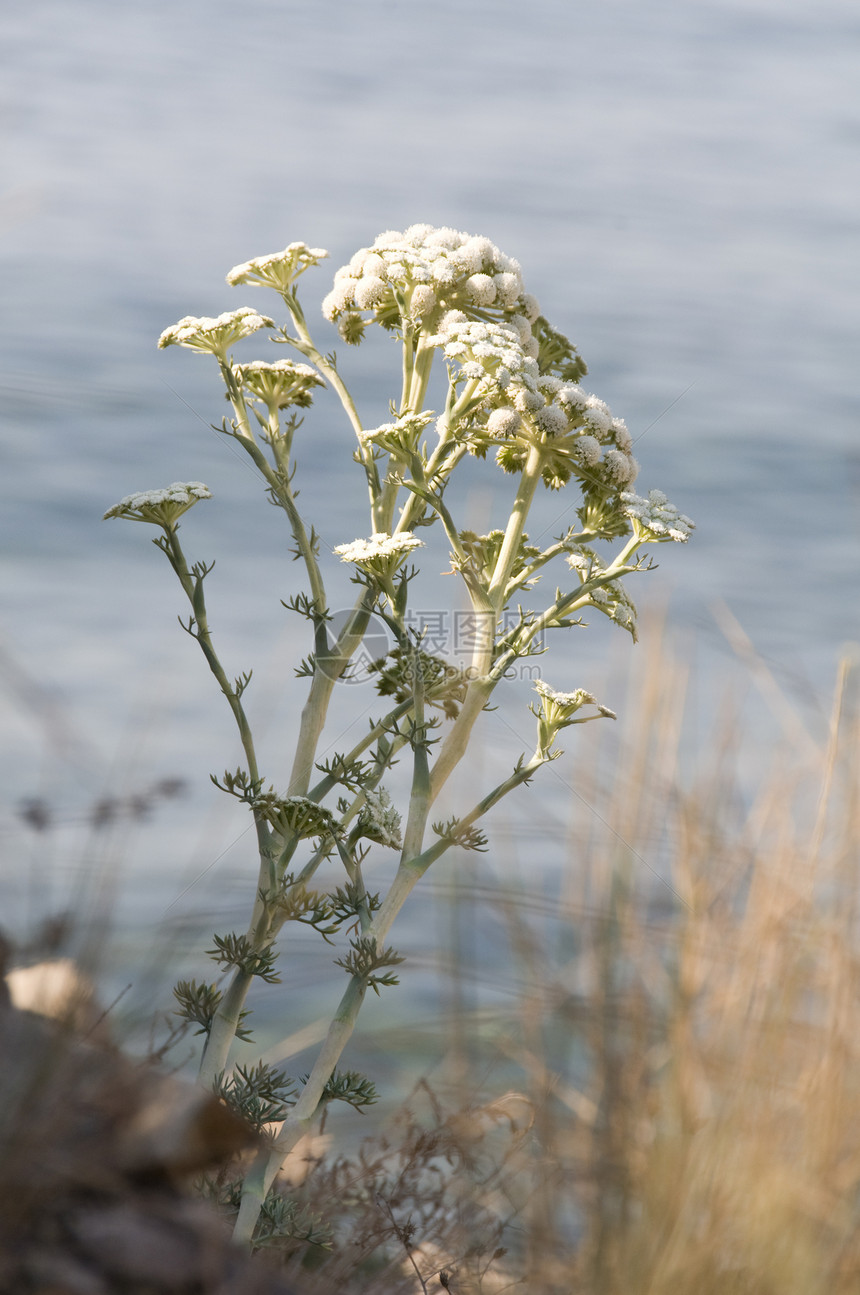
1,0,858,960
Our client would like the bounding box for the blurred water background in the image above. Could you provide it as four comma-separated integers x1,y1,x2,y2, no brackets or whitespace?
1,0,858,1047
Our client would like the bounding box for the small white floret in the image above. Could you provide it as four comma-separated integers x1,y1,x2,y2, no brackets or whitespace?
486,407,522,438
466,273,497,306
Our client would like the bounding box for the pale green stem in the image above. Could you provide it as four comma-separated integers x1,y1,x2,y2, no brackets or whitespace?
159,528,287,1087
427,675,496,806
399,325,416,413
233,975,368,1243
378,335,437,530
391,373,479,537
307,697,416,802
373,751,547,944
200,587,401,1084
486,440,544,609
287,598,373,796
192,363,369,1080
162,528,266,846
503,528,601,603
221,368,328,617
400,652,431,863
232,750,547,1245
267,409,327,616
492,532,645,674
279,290,383,528
422,442,546,806
199,973,254,1088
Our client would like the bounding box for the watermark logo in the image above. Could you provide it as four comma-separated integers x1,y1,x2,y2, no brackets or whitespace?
319,609,545,686
317,609,391,685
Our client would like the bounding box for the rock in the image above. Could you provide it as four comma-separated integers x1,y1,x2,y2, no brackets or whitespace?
0,953,299,1294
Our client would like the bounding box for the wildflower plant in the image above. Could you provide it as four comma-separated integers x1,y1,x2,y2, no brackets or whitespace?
105,223,693,1246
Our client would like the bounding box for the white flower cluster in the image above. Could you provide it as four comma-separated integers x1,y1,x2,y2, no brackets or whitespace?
620,490,695,542
429,311,542,414
322,224,538,331
233,359,324,410
157,308,274,356
509,381,637,486
422,309,637,492
103,482,211,526
360,411,435,453
226,243,329,293
334,532,424,567
358,786,402,850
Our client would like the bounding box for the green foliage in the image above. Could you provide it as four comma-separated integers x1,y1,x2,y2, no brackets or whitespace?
314,753,373,792
532,314,588,382
253,1190,333,1252
369,648,467,719
210,766,264,802
315,1067,378,1111
282,591,330,622
207,932,281,983
213,1061,297,1130
173,978,253,1041
335,937,405,994
258,876,379,944
431,817,489,852
208,1180,333,1254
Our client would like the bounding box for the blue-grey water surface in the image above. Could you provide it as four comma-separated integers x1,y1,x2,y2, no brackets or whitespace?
1,0,858,1028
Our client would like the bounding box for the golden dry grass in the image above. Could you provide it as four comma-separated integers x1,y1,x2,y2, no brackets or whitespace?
6,632,859,1295
277,635,860,1294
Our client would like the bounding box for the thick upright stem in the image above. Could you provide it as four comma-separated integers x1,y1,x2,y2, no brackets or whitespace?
232,748,546,1246
233,974,368,1243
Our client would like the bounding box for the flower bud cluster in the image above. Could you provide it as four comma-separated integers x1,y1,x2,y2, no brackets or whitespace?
620,490,695,543
255,794,338,841
429,311,543,414
104,482,211,528
321,224,539,338
455,529,541,588
423,306,638,497
157,308,274,358
533,679,616,753
233,359,324,410
534,679,617,721
360,411,435,456
357,786,402,850
226,243,329,294
516,382,639,493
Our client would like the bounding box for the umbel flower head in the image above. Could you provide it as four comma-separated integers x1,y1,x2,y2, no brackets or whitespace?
157,308,274,358
359,411,436,456
233,359,324,411
429,311,542,412
226,243,329,294
357,786,402,850
533,680,616,754
254,794,338,842
322,224,537,339
620,490,695,543
334,532,424,581
103,482,211,528
427,314,638,498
